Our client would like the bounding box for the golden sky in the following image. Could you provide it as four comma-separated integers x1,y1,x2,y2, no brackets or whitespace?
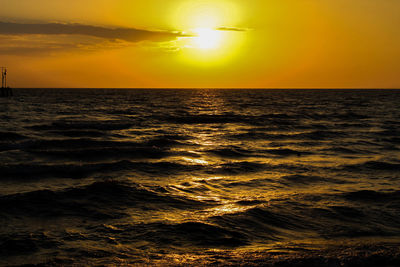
1,0,399,88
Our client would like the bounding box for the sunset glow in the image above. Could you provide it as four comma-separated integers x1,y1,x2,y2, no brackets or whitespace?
1,1,400,266
193,28,222,50
0,0,400,88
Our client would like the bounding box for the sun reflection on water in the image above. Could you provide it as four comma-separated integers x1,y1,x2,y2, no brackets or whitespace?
205,204,252,217
182,157,209,165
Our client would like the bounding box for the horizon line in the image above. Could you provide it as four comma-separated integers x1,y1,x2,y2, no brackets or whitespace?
11,87,400,90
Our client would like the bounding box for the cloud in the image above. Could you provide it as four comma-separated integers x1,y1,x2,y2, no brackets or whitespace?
0,21,190,55
0,21,186,42
0,34,129,55
216,27,249,32
0,22,247,56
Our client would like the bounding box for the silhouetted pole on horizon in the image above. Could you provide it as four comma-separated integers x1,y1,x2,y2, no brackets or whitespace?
1,67,4,88
1,67,13,97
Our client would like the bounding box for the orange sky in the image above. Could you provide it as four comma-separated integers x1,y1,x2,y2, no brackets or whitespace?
0,0,400,88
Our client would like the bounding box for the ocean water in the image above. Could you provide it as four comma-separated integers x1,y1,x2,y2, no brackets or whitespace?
0,89,400,266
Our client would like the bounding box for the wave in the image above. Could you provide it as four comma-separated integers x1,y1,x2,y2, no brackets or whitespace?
22,135,187,150
343,190,400,202
214,161,268,175
0,131,27,141
13,135,190,160
88,221,248,250
210,207,309,241
0,160,205,180
158,114,246,125
28,146,170,161
228,131,308,141
151,244,400,267
2,159,305,181
375,129,400,137
345,161,400,171
209,161,323,176
265,148,307,157
169,182,214,195
144,135,189,147
211,199,400,241
29,120,134,131
207,148,253,158
48,130,107,137
0,181,214,219
210,144,309,159
22,138,158,150
0,232,60,257
229,130,348,141
378,137,400,145
279,174,346,185
22,138,141,150
236,199,267,206
221,178,277,188
0,162,110,180
0,142,22,152
297,130,349,140
157,114,305,127
153,222,248,247
321,146,365,154
334,111,370,120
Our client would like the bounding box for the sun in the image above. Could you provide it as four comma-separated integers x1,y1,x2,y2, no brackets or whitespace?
175,27,246,66
171,1,246,64
193,28,222,50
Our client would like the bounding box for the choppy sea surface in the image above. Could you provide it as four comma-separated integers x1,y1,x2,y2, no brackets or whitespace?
1,89,400,266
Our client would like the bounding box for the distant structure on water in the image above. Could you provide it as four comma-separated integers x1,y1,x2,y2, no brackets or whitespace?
1,67,13,97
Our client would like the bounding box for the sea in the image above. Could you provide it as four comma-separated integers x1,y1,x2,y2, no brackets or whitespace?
0,89,399,266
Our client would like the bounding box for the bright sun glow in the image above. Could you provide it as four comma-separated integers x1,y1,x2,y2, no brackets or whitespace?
193,28,222,50
171,1,246,65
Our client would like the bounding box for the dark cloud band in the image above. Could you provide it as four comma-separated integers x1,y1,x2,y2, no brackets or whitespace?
216,27,249,32
0,22,185,42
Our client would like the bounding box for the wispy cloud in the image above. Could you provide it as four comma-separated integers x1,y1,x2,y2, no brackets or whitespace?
0,21,188,55
0,34,130,55
0,22,186,42
216,26,250,32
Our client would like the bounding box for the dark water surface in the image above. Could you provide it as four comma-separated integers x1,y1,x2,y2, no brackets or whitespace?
1,89,400,266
